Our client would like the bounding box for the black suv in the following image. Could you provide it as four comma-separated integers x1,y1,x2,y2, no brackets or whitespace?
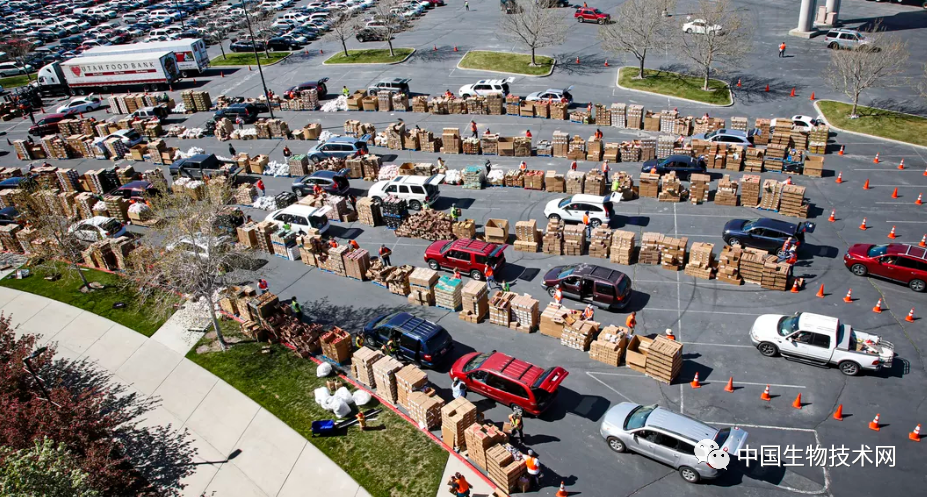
214,103,260,124
362,312,454,368
286,78,329,98
640,155,708,180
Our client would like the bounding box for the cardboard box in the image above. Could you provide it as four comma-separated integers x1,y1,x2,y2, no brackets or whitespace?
625,335,653,372
484,218,509,243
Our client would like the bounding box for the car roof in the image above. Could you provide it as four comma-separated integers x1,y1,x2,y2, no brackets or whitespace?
39,112,67,120
573,263,625,282
797,312,838,334
310,170,341,179
278,204,329,216
119,180,151,189
376,77,410,84
85,216,116,227
450,238,498,255
0,177,25,186
714,129,747,137
389,175,434,185
887,243,927,260
475,79,509,85
665,154,697,162
752,218,798,232
385,312,442,340
325,136,360,144
569,193,611,204
481,352,544,386
828,28,860,34
645,406,717,443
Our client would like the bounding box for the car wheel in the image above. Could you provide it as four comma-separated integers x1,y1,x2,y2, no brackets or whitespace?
590,219,602,228
181,70,189,78
606,436,626,453
578,17,584,22
909,279,926,292
546,286,557,297
598,18,605,24
686,28,693,34
838,360,861,376
850,263,868,277
728,237,741,247
828,42,839,50
679,466,701,484
469,269,483,281
371,196,382,206
758,342,779,357
547,214,561,223
408,200,422,211
427,259,440,270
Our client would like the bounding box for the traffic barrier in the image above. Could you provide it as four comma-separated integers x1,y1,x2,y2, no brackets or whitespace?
833,404,844,421
843,289,853,303
869,414,881,431
816,284,825,298
888,226,897,239
690,372,702,389
873,298,883,313
724,377,735,393
761,385,771,401
910,424,921,442
792,393,803,409
906,308,916,322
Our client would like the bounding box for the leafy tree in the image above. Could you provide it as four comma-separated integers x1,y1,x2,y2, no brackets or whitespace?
0,438,99,497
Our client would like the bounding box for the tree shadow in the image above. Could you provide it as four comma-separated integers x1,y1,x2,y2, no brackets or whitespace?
280,50,322,64
301,295,414,333
865,98,927,117
551,50,612,76
725,72,805,104
408,46,467,64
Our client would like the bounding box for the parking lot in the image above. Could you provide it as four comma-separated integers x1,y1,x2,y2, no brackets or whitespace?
2,0,927,496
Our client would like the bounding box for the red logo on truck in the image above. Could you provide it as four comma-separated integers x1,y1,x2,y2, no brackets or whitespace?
71,66,81,76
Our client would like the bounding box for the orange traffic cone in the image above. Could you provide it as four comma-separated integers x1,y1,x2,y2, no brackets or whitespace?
737,79,742,87
665,329,676,341
557,482,568,497
724,377,735,393
604,59,609,67
816,284,825,298
761,385,771,401
828,209,836,222
873,153,880,163
919,235,926,248
576,56,580,64
690,372,702,389
869,414,881,431
906,308,916,322
791,279,800,293
454,45,458,51
910,424,921,442
809,92,815,101
873,298,883,313
892,187,899,199
859,218,868,230
835,172,843,184
220,72,224,78
898,159,905,170
916,194,923,205
765,84,770,92
888,226,897,239
863,179,870,190
792,393,803,409
839,145,845,156
790,87,796,97
924,165,927,176
833,404,844,421
843,289,853,303
433,45,437,51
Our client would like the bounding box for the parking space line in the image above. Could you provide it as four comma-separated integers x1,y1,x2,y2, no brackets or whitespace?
727,380,806,389
585,371,636,403
644,307,763,316
885,221,927,224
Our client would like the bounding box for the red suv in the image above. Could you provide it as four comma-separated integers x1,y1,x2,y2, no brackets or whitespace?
574,7,610,24
844,243,927,292
424,239,507,281
450,351,568,416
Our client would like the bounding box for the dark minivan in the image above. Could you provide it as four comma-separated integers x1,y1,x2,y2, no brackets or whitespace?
214,103,260,124
362,312,454,368
29,113,68,136
542,263,633,310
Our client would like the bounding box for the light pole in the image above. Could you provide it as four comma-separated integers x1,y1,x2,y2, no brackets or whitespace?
23,346,51,403
241,0,275,118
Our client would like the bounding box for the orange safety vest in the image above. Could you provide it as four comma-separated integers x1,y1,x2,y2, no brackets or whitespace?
456,477,470,492
779,43,786,51
601,162,608,173
582,214,590,226
554,288,562,302
520,162,527,171
583,307,594,320
485,266,494,278
626,315,636,328
350,240,359,250
525,456,539,472
571,161,577,171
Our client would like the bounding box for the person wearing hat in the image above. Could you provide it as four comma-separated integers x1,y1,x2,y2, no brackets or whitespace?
525,450,541,488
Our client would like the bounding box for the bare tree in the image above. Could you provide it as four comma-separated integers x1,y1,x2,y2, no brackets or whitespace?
598,0,675,79
324,10,362,57
824,27,909,117
674,0,752,90
498,1,567,66
249,17,276,58
921,62,927,102
123,181,260,351
371,0,411,57
0,39,36,80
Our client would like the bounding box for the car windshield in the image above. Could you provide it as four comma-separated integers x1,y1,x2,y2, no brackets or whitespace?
557,266,576,279
704,130,719,139
558,197,573,209
866,245,889,257
625,405,656,430
714,427,730,446
777,315,801,337
462,352,491,373
742,219,759,231
439,240,453,254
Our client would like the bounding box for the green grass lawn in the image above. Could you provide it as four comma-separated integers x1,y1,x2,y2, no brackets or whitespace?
0,263,175,337
618,67,732,105
817,101,927,147
0,74,34,89
187,341,447,497
209,52,290,66
458,50,554,76
325,48,414,64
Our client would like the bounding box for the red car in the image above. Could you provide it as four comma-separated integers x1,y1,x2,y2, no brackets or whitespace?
574,7,610,24
844,243,927,292
424,239,507,281
450,351,569,416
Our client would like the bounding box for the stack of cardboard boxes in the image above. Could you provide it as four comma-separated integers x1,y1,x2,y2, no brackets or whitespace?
489,292,516,327
542,219,563,255
588,227,611,259
486,445,528,495
638,232,664,265
514,220,539,252
740,174,761,207
610,230,635,265
779,184,809,218
684,242,715,280
660,236,688,270
544,171,565,193
689,174,710,204
373,356,404,405
566,171,585,194
639,172,660,198
409,268,439,306
589,326,629,367
442,398,477,449
716,245,744,285
464,424,506,471
510,294,539,333
625,335,653,373
759,179,783,211
408,391,444,429
645,336,683,384
459,280,489,323
351,349,386,389
561,319,598,351
563,225,585,256
715,175,739,206
539,304,573,339
434,276,463,311
658,172,683,202
584,170,607,195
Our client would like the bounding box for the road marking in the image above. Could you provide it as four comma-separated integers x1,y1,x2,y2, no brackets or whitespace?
869,185,925,188
885,220,927,224
585,371,636,403
644,307,764,316
681,342,755,349
725,380,806,389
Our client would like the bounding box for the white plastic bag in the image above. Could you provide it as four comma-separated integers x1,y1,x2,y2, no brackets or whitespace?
330,398,352,418
335,387,354,404
314,387,331,406
322,395,337,411
316,362,333,378
353,390,373,406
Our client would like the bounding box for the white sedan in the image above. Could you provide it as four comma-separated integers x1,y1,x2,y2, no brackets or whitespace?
68,216,127,243
683,19,722,35
57,96,102,115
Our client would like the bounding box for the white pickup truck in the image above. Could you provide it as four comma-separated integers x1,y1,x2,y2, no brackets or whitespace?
749,312,894,376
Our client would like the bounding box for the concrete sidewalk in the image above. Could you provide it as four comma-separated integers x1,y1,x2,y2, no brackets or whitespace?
0,286,370,497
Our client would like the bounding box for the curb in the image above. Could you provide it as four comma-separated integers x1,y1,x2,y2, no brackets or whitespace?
813,100,927,151
322,48,416,66
209,53,292,68
615,67,734,107
455,50,556,78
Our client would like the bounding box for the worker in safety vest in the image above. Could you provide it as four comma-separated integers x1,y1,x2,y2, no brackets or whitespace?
570,161,577,171
525,129,532,138
383,336,399,357
519,161,527,171
450,204,461,221
470,120,478,138
313,184,324,195
349,239,360,250
452,473,471,497
508,410,524,441
342,86,350,97
625,311,637,330
553,284,563,305
329,239,338,248
595,128,603,140
258,278,269,294
525,450,541,488
784,175,793,185
612,175,620,193
582,304,595,321
379,245,392,266
582,211,591,237
485,264,496,289
601,160,609,176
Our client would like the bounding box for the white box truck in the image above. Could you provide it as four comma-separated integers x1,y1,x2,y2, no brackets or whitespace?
80,39,210,77
34,51,181,97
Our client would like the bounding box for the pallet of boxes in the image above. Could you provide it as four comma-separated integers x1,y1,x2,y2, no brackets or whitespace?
542,219,564,255
644,336,683,384
610,230,635,265
561,319,598,351
373,355,404,406
408,390,444,429
459,280,489,323
464,423,506,471
539,303,576,340
685,242,714,280
716,245,744,285
320,327,353,365
484,218,509,244
442,397,477,451
486,444,528,495
408,267,438,306
396,364,428,410
589,325,630,367
563,225,585,256
514,220,539,252
351,347,385,389
509,294,539,333
588,227,611,259
435,275,463,311
489,291,516,328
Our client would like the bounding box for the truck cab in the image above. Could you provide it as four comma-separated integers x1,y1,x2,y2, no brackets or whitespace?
749,312,894,376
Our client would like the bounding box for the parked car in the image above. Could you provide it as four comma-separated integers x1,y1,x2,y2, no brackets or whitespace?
362,312,454,368
0,176,35,191
166,234,232,260
574,7,609,24
367,77,411,96
682,18,722,34
844,243,927,292
600,403,749,483
28,113,68,136
292,169,350,197
230,40,265,52
286,77,329,98
543,193,619,228
267,36,301,50
109,180,159,200
264,204,332,234
0,61,33,76
214,103,260,124
525,85,574,104
96,129,145,147
458,78,513,98
356,26,387,42
823,28,870,50
56,95,103,115
0,206,20,226
367,174,444,211
721,218,815,253
749,312,894,375
307,136,368,163
542,263,633,310
68,216,127,243
449,351,569,416
691,129,753,146
772,115,821,133
424,239,507,280
640,155,708,179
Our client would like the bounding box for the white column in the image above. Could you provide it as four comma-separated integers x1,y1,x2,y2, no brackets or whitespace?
826,0,840,25
790,0,817,38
